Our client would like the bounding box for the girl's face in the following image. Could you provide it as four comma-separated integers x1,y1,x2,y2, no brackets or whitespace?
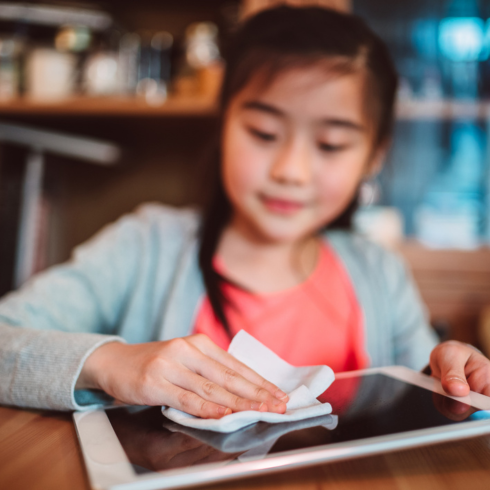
221,64,383,244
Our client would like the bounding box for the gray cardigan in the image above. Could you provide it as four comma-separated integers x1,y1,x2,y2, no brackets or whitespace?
0,204,438,411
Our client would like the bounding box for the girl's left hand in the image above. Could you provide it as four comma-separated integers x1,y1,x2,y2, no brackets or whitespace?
430,341,490,397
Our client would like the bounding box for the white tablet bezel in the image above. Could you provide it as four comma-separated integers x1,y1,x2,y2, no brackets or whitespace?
73,366,490,490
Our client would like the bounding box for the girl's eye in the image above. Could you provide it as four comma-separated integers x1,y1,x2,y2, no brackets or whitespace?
318,142,347,152
248,127,277,142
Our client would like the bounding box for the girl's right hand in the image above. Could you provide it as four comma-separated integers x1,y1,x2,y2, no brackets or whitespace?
77,334,289,419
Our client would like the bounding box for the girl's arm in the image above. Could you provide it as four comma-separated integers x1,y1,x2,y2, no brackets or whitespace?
386,249,490,397
385,250,439,370
0,205,288,414
0,210,147,410
0,323,123,410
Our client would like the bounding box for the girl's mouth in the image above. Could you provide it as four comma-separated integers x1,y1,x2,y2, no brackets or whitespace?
260,195,305,215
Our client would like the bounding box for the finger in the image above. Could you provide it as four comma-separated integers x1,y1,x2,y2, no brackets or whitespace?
465,361,490,396
432,343,471,397
184,351,287,414
216,354,289,402
163,383,232,419
431,392,475,422
188,335,289,402
166,367,270,413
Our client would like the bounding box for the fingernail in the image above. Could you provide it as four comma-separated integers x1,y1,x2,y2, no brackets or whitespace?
273,397,287,407
275,389,288,401
218,406,232,416
250,402,263,411
259,402,268,412
446,376,467,384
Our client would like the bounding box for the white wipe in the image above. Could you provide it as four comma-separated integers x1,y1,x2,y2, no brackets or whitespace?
162,330,335,433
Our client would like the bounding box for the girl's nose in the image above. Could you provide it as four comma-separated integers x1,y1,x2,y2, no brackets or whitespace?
269,139,312,186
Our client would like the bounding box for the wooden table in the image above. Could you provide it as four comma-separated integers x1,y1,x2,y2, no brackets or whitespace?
2,405,490,490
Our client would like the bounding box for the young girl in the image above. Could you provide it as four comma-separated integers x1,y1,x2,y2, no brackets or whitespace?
1,6,489,416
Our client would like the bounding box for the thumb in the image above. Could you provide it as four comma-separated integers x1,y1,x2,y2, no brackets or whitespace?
442,371,470,397
432,343,471,397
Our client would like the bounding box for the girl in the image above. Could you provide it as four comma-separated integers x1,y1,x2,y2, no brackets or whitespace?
1,6,489,416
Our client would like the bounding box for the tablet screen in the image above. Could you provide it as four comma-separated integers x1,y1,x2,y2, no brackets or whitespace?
105,373,483,475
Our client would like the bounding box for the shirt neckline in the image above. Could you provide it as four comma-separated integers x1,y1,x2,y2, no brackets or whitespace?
213,242,332,299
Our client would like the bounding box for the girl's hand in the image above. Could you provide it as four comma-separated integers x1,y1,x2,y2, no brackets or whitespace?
77,334,289,419
430,341,490,397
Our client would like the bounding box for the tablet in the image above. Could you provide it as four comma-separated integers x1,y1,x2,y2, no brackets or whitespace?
73,366,490,490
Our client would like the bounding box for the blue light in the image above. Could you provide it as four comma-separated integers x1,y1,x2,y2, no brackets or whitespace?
412,20,438,59
469,411,490,421
439,17,485,61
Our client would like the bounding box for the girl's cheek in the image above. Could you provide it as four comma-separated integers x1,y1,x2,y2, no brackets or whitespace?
223,127,266,193
316,161,364,210
222,130,264,202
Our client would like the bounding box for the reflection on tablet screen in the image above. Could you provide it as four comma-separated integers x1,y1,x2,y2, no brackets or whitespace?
106,373,481,475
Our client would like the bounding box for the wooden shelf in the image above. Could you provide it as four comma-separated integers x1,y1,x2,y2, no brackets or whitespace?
0,96,489,120
0,96,218,117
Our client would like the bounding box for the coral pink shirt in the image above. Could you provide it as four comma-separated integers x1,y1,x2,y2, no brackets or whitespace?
193,243,369,373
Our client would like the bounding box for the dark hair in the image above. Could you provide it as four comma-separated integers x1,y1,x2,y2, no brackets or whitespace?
198,5,398,333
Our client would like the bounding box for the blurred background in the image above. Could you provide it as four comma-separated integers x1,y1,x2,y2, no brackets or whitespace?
0,0,489,351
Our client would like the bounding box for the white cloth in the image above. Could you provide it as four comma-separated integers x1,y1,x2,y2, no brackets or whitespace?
162,330,335,433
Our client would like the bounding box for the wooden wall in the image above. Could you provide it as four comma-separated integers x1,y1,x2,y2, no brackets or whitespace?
399,243,490,347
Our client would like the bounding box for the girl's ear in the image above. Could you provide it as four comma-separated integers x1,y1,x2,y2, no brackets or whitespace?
365,140,389,178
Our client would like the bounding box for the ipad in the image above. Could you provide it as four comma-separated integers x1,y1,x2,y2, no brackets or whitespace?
73,366,490,490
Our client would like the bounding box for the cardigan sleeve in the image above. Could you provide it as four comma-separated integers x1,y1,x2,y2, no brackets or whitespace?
0,210,151,411
383,249,439,370
325,231,439,370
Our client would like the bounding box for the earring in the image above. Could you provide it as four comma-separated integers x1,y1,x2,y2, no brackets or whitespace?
359,175,381,207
